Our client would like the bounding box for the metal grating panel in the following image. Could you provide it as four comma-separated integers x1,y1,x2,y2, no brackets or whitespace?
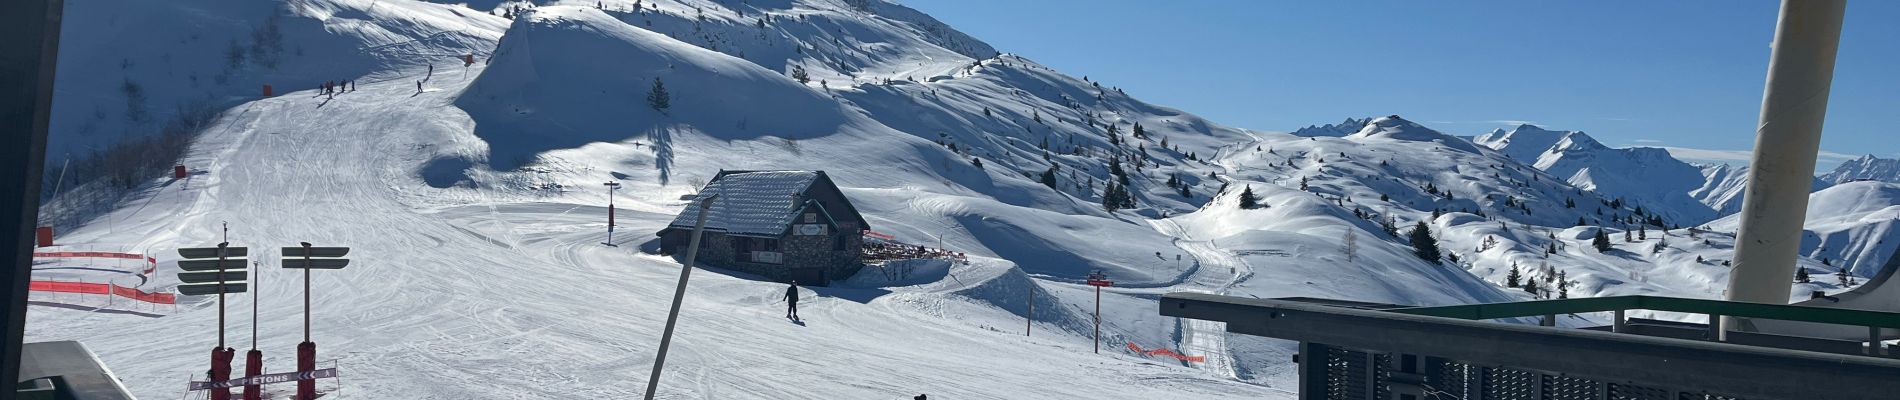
1312,347,1759,400
1324,347,1368,400
1372,353,1391,399
1433,360,1473,399
1482,367,1539,400
1608,383,1673,400
1542,374,1599,400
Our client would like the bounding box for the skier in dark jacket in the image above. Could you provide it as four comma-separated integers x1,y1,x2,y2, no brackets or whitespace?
784,280,800,320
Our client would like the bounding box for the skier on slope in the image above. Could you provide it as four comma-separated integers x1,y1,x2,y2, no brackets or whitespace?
784,280,801,320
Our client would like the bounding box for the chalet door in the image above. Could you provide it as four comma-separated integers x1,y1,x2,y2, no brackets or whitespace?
791,268,828,286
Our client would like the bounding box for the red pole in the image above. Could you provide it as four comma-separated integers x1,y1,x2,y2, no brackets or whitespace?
297,342,316,399
211,348,232,400
243,350,262,400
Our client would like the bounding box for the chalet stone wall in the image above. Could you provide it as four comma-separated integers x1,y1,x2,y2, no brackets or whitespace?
784,231,833,274
697,232,736,266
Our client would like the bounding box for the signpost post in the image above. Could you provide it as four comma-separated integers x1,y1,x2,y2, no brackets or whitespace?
178,243,249,400
1086,271,1114,354
245,260,262,400
604,181,621,246
281,243,349,400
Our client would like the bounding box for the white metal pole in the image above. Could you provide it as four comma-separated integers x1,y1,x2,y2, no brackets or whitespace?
644,194,717,400
1726,0,1846,319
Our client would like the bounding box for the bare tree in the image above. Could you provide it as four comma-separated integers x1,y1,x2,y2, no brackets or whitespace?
1342,228,1358,264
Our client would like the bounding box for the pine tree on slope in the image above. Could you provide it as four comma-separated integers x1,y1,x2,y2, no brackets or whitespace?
1411,221,1442,264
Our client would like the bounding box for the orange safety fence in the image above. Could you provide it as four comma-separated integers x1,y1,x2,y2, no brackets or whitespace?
111,284,177,304
1126,342,1205,363
29,280,109,294
29,280,176,304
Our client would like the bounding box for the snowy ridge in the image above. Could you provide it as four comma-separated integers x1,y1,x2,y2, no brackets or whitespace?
48,0,506,159
1472,124,1779,226
1289,117,1370,138
1821,154,1900,185
1473,124,1571,163
1708,181,1900,279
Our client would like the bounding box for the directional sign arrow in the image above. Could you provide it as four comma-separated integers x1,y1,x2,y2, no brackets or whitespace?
179,247,248,259
178,271,247,284
281,247,350,258
280,258,349,269
177,282,247,296
177,259,249,272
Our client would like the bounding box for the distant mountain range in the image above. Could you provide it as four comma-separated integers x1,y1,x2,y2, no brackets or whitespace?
1821,154,1900,185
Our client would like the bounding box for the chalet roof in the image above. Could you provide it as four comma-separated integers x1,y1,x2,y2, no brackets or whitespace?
666,171,823,237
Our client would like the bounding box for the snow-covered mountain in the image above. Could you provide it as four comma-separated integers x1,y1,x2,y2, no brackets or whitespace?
1474,124,1768,226
1708,181,1900,280
1288,117,1370,137
46,0,505,161
1214,116,1842,306
1473,124,1571,163
27,0,1893,398
1820,154,1900,185
27,1,1501,397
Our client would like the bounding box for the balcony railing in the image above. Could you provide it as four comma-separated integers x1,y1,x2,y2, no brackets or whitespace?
1160,293,1900,400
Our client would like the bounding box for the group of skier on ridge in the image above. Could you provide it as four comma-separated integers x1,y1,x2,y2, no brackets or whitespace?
320,79,353,97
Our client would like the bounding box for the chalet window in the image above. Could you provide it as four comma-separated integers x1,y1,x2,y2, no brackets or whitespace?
833,234,847,251
736,237,779,252
804,213,817,223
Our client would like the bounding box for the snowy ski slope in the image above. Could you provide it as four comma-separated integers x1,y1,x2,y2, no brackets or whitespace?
28,0,1900,398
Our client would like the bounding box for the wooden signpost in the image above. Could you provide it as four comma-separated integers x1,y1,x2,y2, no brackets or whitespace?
177,243,247,400
1087,271,1114,354
281,243,350,400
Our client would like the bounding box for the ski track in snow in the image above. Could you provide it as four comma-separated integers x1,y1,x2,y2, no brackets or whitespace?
1150,218,1247,379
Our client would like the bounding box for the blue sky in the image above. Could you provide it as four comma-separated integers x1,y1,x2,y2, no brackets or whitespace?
900,0,1900,170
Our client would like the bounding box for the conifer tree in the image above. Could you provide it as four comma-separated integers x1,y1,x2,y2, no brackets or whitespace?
1411,221,1442,264
1795,267,1811,283
1506,263,1523,288
1592,229,1612,252
647,77,671,113
1238,185,1259,209
1039,167,1057,189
